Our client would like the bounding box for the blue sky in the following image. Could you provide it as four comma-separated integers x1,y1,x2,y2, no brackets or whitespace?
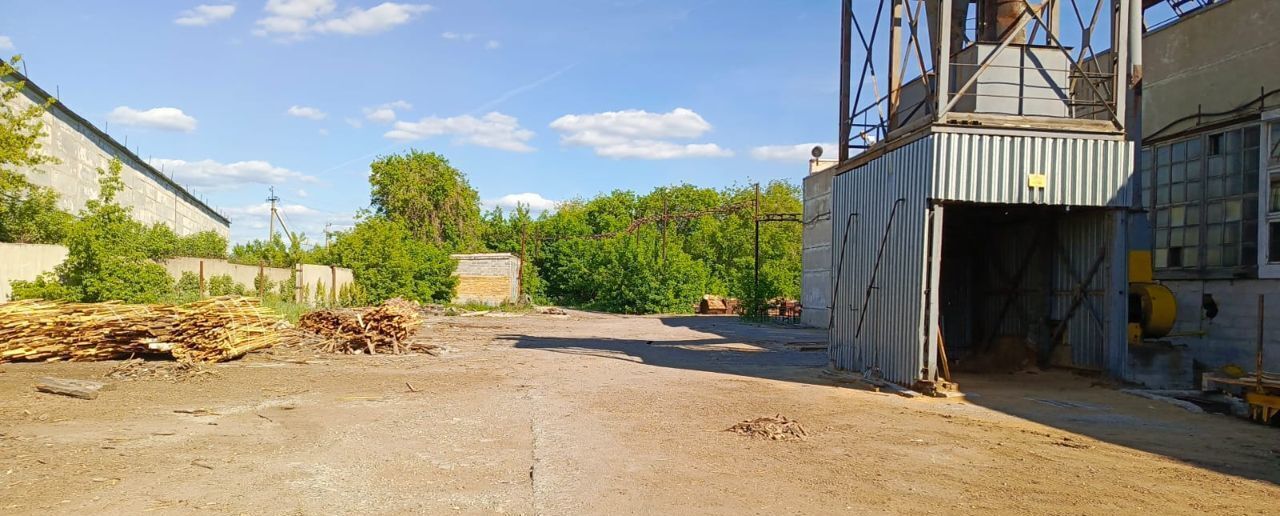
1,1,840,243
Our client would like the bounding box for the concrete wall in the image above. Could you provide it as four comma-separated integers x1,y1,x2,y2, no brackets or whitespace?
452,253,520,306
0,243,68,301
163,259,353,306
162,257,292,292
800,160,836,328
0,243,352,306
1143,0,1280,139
1161,279,1280,380
1,70,229,237
298,264,355,305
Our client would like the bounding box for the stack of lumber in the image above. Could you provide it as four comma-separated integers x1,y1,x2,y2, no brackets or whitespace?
297,298,428,354
0,296,285,363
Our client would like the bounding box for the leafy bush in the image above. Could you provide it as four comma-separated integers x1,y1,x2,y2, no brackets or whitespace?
325,216,456,304
10,273,74,301
173,271,201,303
10,159,175,303
207,274,246,296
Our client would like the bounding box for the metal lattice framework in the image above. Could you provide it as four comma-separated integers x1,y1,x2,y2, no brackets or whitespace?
839,0,1145,162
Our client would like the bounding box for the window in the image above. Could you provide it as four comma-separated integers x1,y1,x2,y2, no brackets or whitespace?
1270,121,1280,166
1146,125,1261,275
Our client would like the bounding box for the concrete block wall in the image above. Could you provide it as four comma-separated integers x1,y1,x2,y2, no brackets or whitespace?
2,71,229,237
0,243,68,301
162,257,293,293
0,244,353,307
1162,279,1280,376
298,264,355,305
452,253,520,306
800,162,835,328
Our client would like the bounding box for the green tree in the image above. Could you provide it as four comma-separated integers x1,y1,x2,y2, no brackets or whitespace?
325,215,457,304
13,159,174,303
0,55,71,243
368,150,482,251
230,232,308,267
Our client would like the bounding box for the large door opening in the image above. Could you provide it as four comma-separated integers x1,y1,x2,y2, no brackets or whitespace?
936,203,1115,376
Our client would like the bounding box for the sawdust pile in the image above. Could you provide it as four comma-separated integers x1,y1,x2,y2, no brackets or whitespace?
0,296,286,363
297,298,437,354
726,415,809,441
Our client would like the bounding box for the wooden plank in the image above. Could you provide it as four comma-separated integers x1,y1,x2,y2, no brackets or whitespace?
35,377,108,400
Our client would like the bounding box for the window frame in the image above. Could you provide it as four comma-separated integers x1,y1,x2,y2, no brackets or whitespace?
1261,110,1280,278
1146,121,1264,280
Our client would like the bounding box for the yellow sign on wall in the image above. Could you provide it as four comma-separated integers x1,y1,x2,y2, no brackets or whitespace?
1027,173,1048,189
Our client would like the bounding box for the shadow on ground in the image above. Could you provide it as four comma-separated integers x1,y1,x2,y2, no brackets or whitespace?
504,315,836,386
506,314,1280,486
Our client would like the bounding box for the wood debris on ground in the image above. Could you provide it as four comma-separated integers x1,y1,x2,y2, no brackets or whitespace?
106,358,219,382
296,298,438,355
726,415,809,441
0,296,286,364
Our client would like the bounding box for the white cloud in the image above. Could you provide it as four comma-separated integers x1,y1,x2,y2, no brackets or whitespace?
749,143,831,162
149,158,318,190
287,105,327,120
364,108,396,123
296,189,309,197
485,39,500,50
441,31,475,41
255,0,431,39
549,108,732,160
318,128,330,136
344,117,363,128
175,4,237,26
385,112,535,152
484,192,558,213
107,106,199,133
362,100,412,123
0,36,15,51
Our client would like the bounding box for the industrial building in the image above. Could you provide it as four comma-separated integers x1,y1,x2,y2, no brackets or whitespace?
805,0,1278,397
2,67,229,237
1135,0,1280,385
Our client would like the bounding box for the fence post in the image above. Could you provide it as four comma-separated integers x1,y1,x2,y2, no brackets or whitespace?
198,260,205,298
330,265,337,305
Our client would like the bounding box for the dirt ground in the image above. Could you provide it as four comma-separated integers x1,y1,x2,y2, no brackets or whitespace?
1,310,1277,515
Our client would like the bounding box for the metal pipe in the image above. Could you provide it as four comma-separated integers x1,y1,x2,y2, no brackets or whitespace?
1129,0,1143,84
838,0,852,162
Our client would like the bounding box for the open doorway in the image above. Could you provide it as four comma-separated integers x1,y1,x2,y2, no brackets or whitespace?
936,203,1118,377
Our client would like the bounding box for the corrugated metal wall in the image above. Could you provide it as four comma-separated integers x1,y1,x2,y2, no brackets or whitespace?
931,133,1133,207
1051,210,1114,369
830,131,1132,386
830,137,933,385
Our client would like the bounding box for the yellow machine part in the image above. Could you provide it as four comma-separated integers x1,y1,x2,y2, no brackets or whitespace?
1132,282,1176,338
1128,249,1176,339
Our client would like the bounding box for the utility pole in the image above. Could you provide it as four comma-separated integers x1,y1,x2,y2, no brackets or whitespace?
324,222,333,250
267,186,280,241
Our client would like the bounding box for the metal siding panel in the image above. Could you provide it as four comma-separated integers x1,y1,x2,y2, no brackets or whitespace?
932,133,1133,207
1051,210,1113,369
830,137,933,385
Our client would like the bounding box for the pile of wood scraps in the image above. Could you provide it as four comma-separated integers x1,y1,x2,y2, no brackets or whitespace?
0,296,286,364
296,298,437,355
